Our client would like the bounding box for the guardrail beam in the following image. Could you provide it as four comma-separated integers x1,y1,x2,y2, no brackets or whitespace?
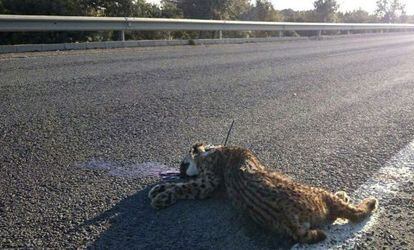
1,15,414,33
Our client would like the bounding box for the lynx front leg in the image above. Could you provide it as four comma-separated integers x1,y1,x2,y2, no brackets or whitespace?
172,174,221,200
150,189,178,209
150,174,221,209
148,183,175,200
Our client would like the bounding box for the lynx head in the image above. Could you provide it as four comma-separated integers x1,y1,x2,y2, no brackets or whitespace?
179,143,221,177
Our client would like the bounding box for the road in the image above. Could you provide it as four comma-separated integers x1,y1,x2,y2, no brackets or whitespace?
1,33,414,249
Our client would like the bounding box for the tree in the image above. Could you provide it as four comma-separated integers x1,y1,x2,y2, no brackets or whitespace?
0,0,6,13
313,0,339,22
160,0,183,18
165,0,250,20
375,0,406,23
80,0,156,17
223,0,251,20
2,0,81,15
340,9,378,23
162,0,251,38
0,0,89,45
245,0,282,37
407,15,414,23
247,0,281,21
280,9,316,22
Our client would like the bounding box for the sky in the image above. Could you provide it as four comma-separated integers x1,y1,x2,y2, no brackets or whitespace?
146,0,414,15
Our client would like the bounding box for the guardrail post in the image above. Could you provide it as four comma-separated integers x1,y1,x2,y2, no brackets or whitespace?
278,31,283,37
317,30,322,37
119,30,125,41
219,30,223,39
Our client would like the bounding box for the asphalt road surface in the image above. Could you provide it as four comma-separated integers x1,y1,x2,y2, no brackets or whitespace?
1,33,414,249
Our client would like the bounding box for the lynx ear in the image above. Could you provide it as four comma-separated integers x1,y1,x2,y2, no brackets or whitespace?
192,143,206,154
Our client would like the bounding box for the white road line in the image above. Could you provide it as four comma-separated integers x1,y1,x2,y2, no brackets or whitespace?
79,160,174,178
293,141,414,249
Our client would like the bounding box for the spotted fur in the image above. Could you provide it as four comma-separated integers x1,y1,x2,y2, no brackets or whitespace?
148,143,378,244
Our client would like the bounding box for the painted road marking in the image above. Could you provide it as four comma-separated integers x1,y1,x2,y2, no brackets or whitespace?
79,160,175,178
293,140,414,249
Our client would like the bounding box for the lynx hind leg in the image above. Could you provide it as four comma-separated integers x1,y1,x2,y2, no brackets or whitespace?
299,229,327,244
359,197,378,213
288,221,327,244
335,191,351,204
331,196,378,223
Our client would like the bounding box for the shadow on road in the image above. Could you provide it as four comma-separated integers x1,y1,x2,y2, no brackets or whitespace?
84,185,293,249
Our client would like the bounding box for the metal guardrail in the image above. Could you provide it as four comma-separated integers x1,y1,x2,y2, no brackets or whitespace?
1,15,414,32
1,15,414,53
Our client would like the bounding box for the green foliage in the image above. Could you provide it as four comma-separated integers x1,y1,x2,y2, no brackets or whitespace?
375,0,407,23
161,0,251,39
0,0,165,44
0,0,95,45
407,15,414,23
280,9,316,22
165,0,250,20
224,0,251,20
0,0,6,13
80,0,160,17
340,9,378,23
245,0,282,37
313,0,339,22
247,0,281,21
165,0,208,19
160,0,183,18
2,0,81,15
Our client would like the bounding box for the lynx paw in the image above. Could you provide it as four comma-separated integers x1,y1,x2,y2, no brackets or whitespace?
335,191,351,204
151,191,177,209
148,183,173,200
362,197,378,213
299,229,327,244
